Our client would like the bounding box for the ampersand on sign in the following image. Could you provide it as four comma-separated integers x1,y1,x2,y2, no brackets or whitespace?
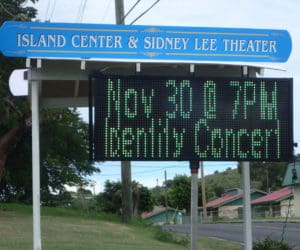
128,36,138,48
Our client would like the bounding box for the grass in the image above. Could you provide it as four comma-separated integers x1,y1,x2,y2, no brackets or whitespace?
0,203,242,250
198,237,242,250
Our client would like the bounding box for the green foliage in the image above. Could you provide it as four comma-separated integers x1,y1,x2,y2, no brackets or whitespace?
151,163,289,211
0,203,243,250
168,175,191,210
42,190,73,207
253,237,292,250
96,180,154,214
0,0,99,202
0,0,37,25
152,226,189,246
238,161,288,192
205,168,242,201
0,0,37,99
1,108,99,203
0,202,32,214
40,108,99,190
1,0,99,205
206,168,241,192
138,185,155,213
96,180,122,214
150,186,165,206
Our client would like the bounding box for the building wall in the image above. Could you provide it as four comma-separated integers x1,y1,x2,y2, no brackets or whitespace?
293,185,300,217
280,199,295,217
144,209,184,224
218,205,241,219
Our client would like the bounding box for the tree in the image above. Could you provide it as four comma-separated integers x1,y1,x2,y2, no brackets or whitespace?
205,168,243,200
139,186,154,212
248,161,288,192
133,183,154,215
0,0,38,183
151,185,170,207
0,0,37,24
0,108,100,202
96,180,154,215
0,1,100,202
169,175,191,210
96,181,122,214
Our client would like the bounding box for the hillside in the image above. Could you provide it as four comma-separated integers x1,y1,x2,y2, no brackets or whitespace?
0,203,242,250
204,167,262,201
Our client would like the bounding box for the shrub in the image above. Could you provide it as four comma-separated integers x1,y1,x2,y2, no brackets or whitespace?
153,226,189,246
253,237,292,250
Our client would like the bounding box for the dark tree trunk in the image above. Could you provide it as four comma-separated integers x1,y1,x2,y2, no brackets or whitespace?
0,126,24,182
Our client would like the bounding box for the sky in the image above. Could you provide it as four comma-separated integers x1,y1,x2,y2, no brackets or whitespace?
25,0,300,193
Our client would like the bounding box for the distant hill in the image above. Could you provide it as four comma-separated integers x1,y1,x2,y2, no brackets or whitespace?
204,167,261,201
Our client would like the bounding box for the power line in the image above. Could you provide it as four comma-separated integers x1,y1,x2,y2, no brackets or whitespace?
121,0,141,24
80,0,88,22
76,0,87,22
76,0,84,21
100,0,112,22
97,163,188,168
44,0,57,22
49,0,57,21
94,164,190,177
130,0,160,25
44,0,51,21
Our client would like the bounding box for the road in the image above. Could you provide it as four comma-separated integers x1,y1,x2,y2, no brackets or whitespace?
164,222,300,249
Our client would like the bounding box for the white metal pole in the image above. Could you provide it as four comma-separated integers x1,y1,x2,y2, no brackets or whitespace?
241,65,252,250
31,80,42,250
190,161,199,250
242,161,252,250
200,161,207,223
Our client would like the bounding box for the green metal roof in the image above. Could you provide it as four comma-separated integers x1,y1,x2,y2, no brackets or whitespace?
282,162,300,186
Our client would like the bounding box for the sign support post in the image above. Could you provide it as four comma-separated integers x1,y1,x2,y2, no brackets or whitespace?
200,161,208,223
190,161,199,250
242,66,253,250
242,161,252,250
31,79,42,250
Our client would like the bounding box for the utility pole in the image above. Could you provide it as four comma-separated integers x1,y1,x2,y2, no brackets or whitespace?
164,170,168,222
115,0,125,25
115,0,133,223
200,161,208,223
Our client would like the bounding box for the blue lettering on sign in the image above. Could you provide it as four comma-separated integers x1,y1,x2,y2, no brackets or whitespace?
0,21,292,63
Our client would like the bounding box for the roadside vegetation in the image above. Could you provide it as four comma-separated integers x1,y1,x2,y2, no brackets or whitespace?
253,236,293,250
0,203,242,250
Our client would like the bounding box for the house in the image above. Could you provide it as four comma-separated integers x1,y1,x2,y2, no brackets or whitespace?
141,206,185,224
204,188,266,220
251,187,294,217
282,161,300,217
251,161,300,218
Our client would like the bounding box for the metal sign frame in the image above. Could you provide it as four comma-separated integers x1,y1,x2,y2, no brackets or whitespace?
89,74,293,162
0,21,292,63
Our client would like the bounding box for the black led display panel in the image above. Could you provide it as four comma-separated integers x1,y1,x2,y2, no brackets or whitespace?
91,75,293,161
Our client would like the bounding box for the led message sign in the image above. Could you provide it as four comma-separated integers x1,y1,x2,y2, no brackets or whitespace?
91,76,293,161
